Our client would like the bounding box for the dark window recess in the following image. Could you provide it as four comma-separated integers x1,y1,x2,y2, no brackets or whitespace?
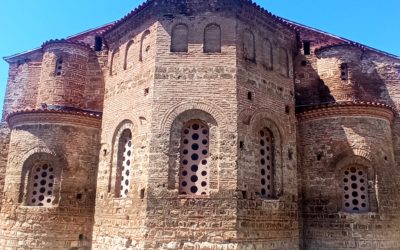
301,60,307,67
247,92,253,100
285,105,290,114
303,41,311,55
239,141,244,149
341,63,348,81
94,36,103,51
55,58,63,76
76,193,82,200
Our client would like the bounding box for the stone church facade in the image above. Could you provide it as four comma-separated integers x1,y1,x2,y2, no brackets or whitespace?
0,0,399,249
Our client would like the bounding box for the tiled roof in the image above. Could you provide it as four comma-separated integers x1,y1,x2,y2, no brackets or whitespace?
296,101,396,114
6,106,102,123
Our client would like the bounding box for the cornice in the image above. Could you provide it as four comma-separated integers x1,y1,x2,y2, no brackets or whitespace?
296,101,395,123
7,109,102,129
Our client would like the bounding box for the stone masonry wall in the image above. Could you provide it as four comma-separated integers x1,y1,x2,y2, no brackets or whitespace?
235,5,299,248
92,15,157,249
298,114,400,250
146,10,239,249
0,119,101,249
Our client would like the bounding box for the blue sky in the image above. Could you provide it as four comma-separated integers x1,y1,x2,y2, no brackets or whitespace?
1,0,399,116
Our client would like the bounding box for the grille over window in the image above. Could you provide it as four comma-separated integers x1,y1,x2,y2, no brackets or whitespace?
342,166,369,213
28,164,56,206
116,130,133,198
179,121,210,196
259,128,274,198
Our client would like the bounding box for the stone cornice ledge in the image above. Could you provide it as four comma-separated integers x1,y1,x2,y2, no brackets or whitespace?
7,109,102,129
296,102,394,123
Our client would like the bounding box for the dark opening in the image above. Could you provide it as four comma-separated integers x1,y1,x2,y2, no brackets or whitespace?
144,88,149,96
239,141,244,149
341,63,348,81
301,60,307,67
140,189,145,199
285,105,290,114
247,92,253,100
242,191,248,199
303,41,311,55
76,193,82,200
79,234,84,241
94,36,103,51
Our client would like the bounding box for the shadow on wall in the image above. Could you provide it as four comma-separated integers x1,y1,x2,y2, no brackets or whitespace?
295,45,400,249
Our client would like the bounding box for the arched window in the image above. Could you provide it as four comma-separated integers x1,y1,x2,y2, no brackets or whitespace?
179,120,210,196
171,24,188,52
204,24,221,53
258,128,274,198
342,165,369,213
243,29,255,61
110,48,119,76
27,163,56,206
115,129,133,198
279,48,289,77
262,39,273,70
124,40,135,70
140,30,151,62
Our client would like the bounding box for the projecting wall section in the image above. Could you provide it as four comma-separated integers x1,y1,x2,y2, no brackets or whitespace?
0,114,101,249
298,111,400,250
146,8,238,249
0,52,43,207
235,4,299,249
91,9,157,249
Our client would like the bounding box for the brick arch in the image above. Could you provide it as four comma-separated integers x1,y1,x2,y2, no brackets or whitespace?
166,109,220,192
248,111,284,198
109,119,137,195
160,101,228,133
333,153,378,213
249,110,285,143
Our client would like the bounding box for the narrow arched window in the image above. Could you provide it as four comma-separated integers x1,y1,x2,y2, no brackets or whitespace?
110,48,119,76
124,40,134,70
140,30,151,62
115,129,133,198
243,29,255,61
279,48,289,77
171,24,188,52
262,39,273,70
27,163,56,206
179,121,210,196
342,166,369,213
258,128,274,198
204,24,221,53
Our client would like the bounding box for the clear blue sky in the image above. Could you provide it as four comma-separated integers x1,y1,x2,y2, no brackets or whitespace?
1,0,399,116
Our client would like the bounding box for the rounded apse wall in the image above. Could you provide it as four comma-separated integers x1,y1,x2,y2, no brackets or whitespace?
316,45,387,104
298,105,400,249
37,42,91,109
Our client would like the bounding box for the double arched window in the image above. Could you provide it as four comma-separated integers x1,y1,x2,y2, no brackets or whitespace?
179,120,210,196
